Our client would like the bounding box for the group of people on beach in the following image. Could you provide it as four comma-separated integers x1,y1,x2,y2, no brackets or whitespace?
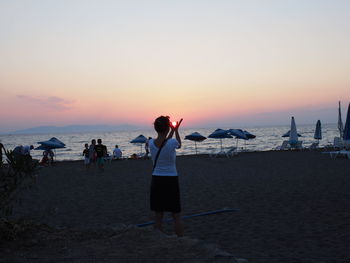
81,116,184,236
83,138,108,170
82,139,123,170
0,143,40,170
1,116,184,237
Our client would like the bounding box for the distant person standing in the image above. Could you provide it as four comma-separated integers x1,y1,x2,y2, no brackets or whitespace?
22,145,34,156
89,139,96,164
13,145,23,158
47,149,54,165
113,145,122,159
144,137,152,158
95,139,107,171
83,143,90,169
13,144,34,170
0,143,4,166
149,116,183,237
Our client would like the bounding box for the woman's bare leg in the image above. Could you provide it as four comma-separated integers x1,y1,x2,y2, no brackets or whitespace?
154,212,164,232
172,213,184,237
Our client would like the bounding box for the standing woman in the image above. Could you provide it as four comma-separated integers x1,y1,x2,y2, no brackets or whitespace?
149,116,184,236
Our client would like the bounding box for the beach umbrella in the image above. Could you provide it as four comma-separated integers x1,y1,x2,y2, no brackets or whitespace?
36,137,65,160
289,116,298,146
130,134,148,154
185,132,206,155
243,130,256,139
228,129,248,140
343,103,350,141
208,129,232,152
228,129,248,149
37,137,66,149
243,130,256,149
338,101,344,139
282,130,302,137
35,144,54,150
314,120,322,141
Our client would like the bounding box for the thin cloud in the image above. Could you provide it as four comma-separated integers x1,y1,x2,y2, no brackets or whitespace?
16,95,74,110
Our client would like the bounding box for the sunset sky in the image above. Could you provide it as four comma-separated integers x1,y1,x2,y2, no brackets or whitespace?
1,0,349,132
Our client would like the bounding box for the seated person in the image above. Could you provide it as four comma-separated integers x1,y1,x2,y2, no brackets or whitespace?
22,145,34,156
113,145,122,159
47,149,54,164
40,151,49,166
130,153,138,159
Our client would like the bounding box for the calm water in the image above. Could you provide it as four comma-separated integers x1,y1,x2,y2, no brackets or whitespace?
0,124,340,161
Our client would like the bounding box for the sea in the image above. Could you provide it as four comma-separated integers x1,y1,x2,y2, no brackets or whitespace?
0,123,340,162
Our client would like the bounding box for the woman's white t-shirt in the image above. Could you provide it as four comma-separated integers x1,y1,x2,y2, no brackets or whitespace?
150,138,179,176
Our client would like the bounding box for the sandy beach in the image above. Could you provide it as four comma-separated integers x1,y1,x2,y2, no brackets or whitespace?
1,150,350,263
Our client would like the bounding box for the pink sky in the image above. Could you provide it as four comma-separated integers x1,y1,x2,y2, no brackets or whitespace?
1,1,349,132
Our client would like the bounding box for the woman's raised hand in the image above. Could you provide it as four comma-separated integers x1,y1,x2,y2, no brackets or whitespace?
171,118,183,130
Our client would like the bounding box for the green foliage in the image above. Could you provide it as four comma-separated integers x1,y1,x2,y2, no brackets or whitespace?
0,149,38,218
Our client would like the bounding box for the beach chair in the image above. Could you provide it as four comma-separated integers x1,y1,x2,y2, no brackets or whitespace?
333,137,344,149
308,142,319,150
279,140,290,150
295,141,303,150
226,147,238,157
209,147,229,158
104,154,113,163
326,150,350,159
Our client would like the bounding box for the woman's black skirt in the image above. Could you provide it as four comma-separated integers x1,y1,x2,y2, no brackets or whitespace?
150,176,181,213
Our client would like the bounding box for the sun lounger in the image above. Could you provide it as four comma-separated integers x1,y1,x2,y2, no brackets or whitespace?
209,146,236,158
226,147,238,157
333,137,344,149
279,140,290,150
104,155,113,163
323,150,350,159
294,141,303,150
308,142,319,150
344,140,350,150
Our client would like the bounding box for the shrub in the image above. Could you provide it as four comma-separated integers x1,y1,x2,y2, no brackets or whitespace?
0,149,37,218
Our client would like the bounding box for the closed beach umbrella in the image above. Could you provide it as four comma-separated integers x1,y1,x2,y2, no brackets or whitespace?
208,129,232,152
343,103,350,141
282,130,302,137
289,116,298,146
185,132,206,155
338,101,344,139
130,134,148,154
314,120,322,141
